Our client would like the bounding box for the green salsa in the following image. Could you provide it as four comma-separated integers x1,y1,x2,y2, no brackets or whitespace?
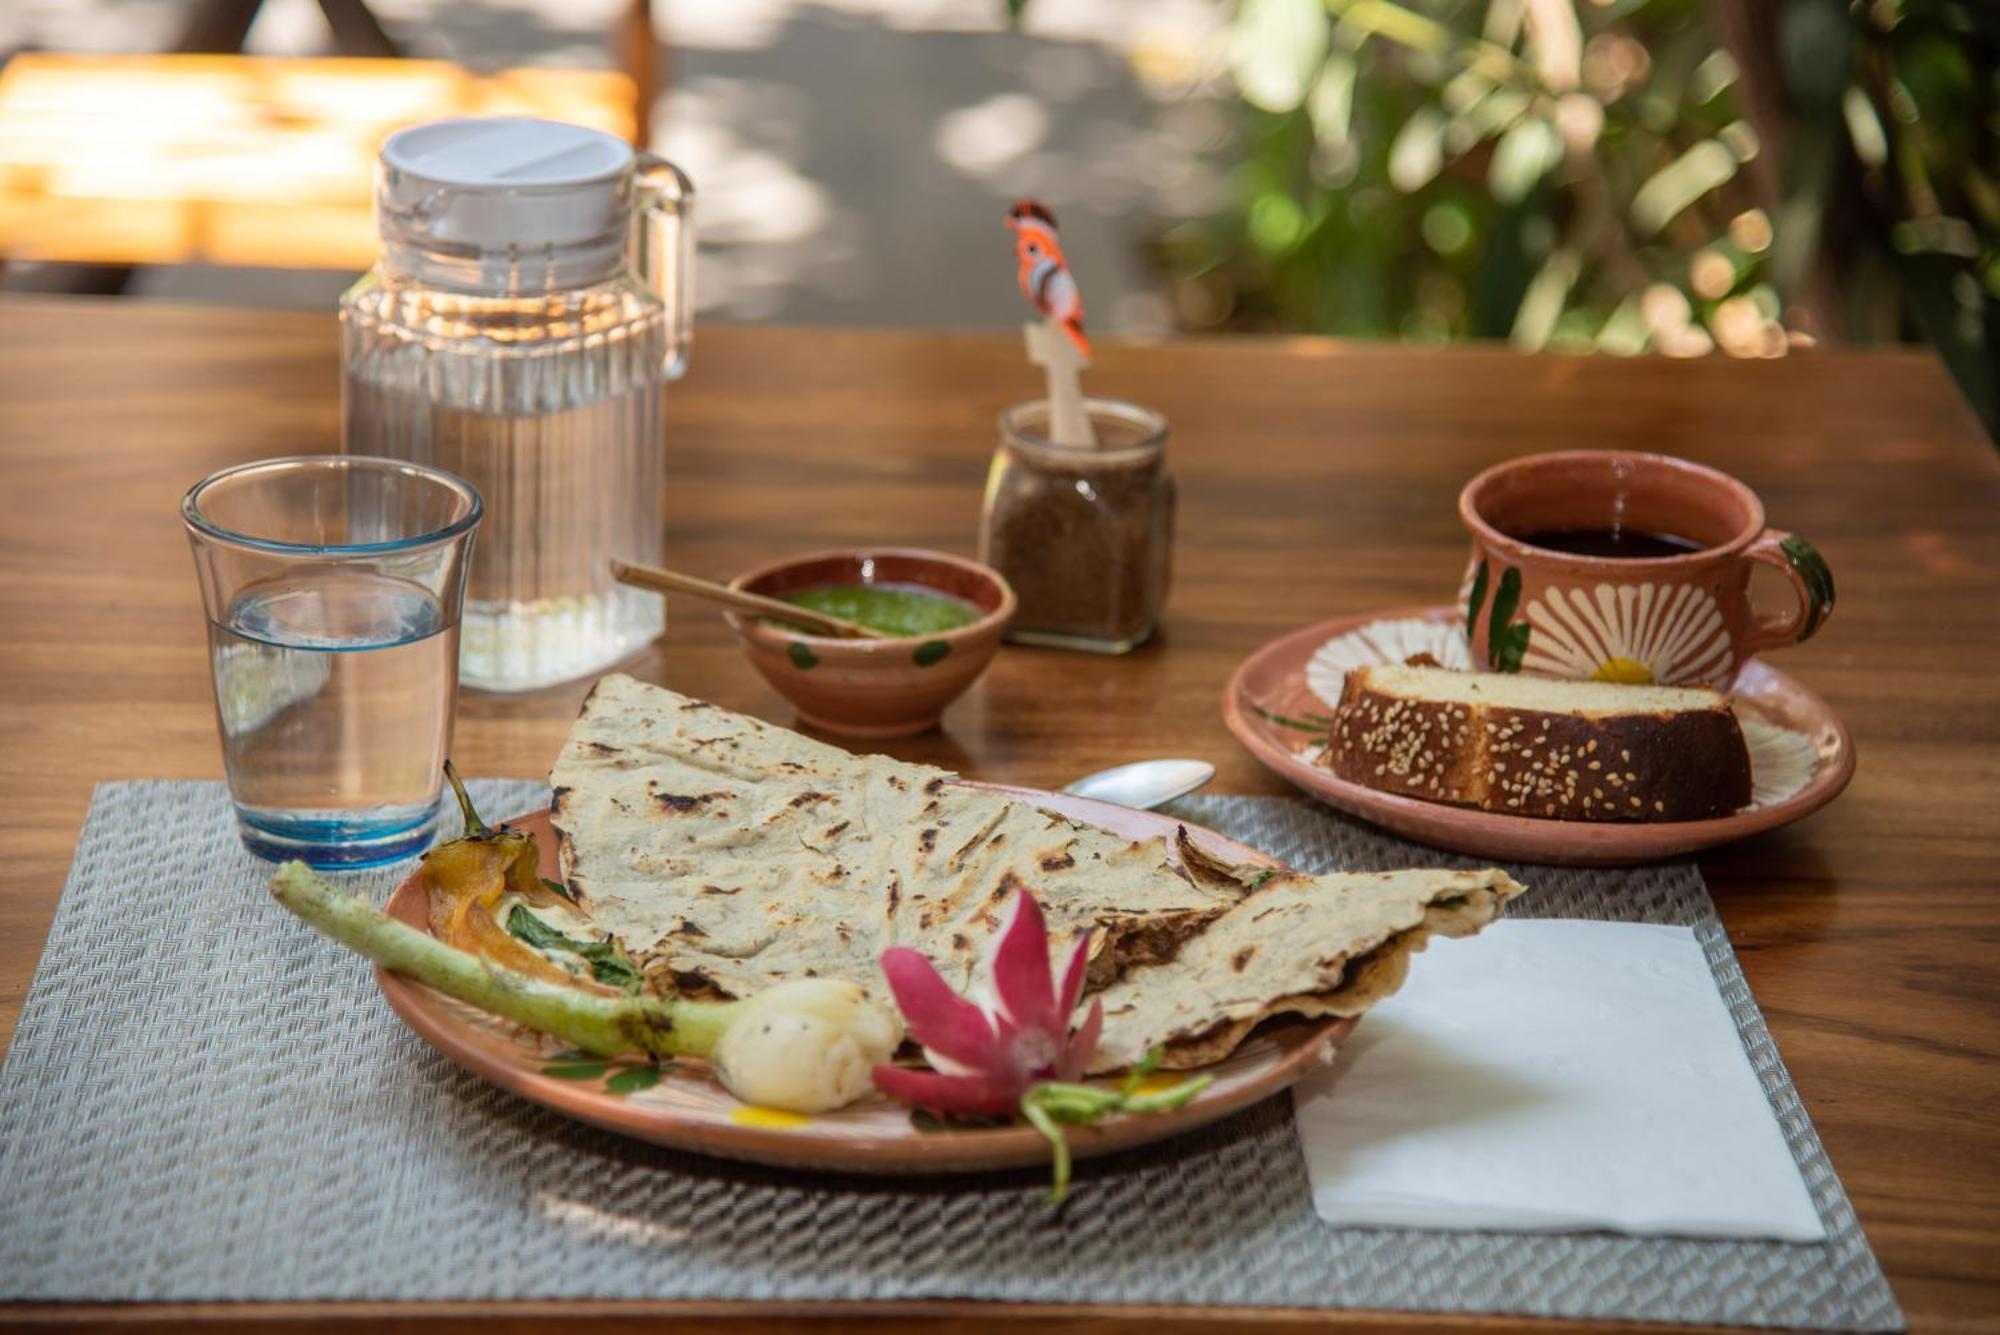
779,583,980,637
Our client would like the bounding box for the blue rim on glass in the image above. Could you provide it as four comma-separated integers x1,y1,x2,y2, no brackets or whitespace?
181,454,485,556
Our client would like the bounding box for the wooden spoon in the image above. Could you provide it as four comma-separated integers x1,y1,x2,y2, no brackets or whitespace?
609,559,889,640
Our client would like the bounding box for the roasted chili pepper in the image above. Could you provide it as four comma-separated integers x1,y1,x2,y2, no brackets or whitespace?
425,762,598,990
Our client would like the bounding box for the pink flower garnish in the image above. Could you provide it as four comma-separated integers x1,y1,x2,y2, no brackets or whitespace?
872,891,1101,1117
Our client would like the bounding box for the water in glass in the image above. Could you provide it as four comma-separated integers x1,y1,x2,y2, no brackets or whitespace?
210,568,457,864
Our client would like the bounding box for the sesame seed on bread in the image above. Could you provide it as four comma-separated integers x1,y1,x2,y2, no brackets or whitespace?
1323,664,1752,823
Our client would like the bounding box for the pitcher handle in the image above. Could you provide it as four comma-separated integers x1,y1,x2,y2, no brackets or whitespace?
1740,529,1836,656
634,153,695,381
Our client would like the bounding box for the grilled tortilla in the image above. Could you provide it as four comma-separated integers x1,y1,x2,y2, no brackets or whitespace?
1087,832,1521,1071
548,674,1523,1070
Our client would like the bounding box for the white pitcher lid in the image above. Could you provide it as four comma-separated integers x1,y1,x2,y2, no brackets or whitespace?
377,117,635,268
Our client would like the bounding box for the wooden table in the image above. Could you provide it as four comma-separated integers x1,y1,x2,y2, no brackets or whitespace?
2,296,1995,1334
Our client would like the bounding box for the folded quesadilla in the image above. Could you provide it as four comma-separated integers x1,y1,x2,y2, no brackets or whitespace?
549,674,1523,1072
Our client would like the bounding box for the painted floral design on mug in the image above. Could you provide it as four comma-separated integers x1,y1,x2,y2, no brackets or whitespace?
1462,558,1536,672
1520,582,1734,687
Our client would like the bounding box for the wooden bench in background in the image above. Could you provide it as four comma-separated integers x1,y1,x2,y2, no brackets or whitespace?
0,53,637,273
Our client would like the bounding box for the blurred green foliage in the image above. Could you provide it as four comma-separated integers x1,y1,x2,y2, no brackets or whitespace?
1151,0,1999,431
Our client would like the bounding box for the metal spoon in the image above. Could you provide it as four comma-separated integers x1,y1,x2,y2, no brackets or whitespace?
1062,758,1216,811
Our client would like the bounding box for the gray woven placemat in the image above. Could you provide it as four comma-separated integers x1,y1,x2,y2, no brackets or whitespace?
0,780,1899,1329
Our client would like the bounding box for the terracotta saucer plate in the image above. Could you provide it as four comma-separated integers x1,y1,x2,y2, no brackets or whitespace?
1222,605,1855,867
375,784,1354,1175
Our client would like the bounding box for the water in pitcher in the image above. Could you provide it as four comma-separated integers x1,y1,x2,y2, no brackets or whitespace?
210,567,456,866
343,361,665,691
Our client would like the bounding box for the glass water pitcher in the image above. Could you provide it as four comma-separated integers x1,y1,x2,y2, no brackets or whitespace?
341,117,693,692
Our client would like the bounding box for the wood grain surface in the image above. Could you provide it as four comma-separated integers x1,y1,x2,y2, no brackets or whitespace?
1,296,1995,1334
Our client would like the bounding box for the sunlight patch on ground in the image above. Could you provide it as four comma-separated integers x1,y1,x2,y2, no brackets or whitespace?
934,94,1049,177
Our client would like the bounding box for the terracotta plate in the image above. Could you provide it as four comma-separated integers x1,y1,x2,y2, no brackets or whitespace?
375,784,1355,1175
1222,606,1856,867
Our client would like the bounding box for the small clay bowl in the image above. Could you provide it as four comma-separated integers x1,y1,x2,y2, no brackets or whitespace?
725,548,1016,738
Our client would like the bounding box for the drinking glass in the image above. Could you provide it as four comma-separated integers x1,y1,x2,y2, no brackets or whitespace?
182,456,482,868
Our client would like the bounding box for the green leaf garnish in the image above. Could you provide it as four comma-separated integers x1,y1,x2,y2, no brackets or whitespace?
540,876,576,904
605,1065,665,1094
577,943,643,993
1020,1060,1214,1203
1118,1045,1164,1098
1250,704,1335,733
506,905,644,994
507,904,572,951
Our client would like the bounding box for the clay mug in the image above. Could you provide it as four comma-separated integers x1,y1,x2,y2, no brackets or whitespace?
1457,450,1834,688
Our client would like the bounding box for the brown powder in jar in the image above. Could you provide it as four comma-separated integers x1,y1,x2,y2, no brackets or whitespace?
980,421,1174,649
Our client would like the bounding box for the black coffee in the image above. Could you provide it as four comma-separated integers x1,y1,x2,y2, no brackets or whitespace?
1512,527,1705,559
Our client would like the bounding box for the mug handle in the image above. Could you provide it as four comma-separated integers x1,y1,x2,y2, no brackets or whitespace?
1739,529,1835,655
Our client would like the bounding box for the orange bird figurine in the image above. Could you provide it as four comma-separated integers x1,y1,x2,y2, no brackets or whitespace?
1008,199,1090,358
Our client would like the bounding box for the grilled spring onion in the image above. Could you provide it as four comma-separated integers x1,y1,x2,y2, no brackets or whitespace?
269,763,906,1112
272,860,902,1111
271,859,735,1061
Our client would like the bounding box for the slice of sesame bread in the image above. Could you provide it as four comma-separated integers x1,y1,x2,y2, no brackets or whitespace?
1323,664,1752,823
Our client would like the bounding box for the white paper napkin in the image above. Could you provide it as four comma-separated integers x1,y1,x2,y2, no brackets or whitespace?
1292,919,1826,1242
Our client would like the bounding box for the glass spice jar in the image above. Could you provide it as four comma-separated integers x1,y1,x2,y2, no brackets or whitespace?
978,398,1174,653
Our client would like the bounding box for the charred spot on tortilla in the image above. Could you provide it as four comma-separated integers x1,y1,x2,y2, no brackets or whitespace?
700,884,739,895
924,777,945,795
670,967,729,1000
824,821,850,839
1231,946,1256,972
1040,850,1076,872
987,871,1029,906
789,790,832,808
651,789,727,814
918,828,938,852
